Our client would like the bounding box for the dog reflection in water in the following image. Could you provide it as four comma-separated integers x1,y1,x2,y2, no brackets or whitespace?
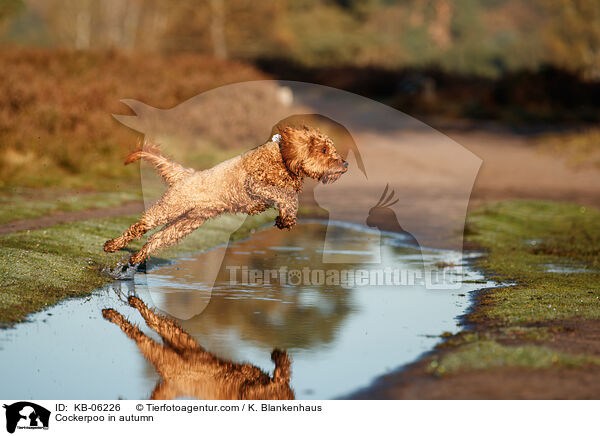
102,296,294,400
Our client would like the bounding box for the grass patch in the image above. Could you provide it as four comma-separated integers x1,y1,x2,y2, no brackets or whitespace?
467,200,600,324
428,340,600,376
0,210,276,326
433,200,600,374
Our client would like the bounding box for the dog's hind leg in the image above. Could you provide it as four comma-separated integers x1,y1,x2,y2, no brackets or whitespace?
129,212,208,264
104,220,150,253
102,308,179,377
127,296,208,355
104,197,191,253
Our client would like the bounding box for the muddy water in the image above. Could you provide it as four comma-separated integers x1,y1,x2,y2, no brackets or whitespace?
0,222,495,399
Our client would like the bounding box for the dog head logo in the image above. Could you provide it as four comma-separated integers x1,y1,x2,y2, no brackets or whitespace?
3,402,50,433
112,80,480,318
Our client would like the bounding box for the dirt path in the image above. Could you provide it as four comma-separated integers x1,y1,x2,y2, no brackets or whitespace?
448,128,600,208
349,361,600,399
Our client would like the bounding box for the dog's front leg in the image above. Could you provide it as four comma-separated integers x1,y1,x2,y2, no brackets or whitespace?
246,179,298,230
102,307,179,372
128,296,207,354
129,213,207,264
274,197,298,230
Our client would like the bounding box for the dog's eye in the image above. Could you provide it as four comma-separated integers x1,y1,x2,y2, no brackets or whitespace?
321,147,327,154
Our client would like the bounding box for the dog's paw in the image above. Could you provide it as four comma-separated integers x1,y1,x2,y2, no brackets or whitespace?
247,204,268,215
102,308,120,322
103,239,121,253
275,215,296,230
128,295,144,309
129,251,147,265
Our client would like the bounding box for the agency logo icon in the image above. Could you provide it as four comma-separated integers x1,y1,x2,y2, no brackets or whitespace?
3,402,50,434
112,80,481,318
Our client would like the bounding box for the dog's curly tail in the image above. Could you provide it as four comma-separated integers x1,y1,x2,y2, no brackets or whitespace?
125,140,194,185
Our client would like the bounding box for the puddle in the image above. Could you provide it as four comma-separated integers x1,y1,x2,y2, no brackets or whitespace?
543,263,597,274
0,222,496,399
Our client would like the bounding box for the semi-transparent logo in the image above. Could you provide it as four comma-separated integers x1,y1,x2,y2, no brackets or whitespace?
112,80,481,319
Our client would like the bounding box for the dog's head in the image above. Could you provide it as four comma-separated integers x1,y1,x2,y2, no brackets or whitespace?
278,126,348,184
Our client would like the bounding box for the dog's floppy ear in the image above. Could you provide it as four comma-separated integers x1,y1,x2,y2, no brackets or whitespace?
278,126,304,176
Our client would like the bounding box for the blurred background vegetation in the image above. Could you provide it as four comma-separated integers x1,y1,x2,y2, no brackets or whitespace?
2,0,600,79
0,0,599,189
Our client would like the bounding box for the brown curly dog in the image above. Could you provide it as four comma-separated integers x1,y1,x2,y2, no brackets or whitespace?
104,125,348,264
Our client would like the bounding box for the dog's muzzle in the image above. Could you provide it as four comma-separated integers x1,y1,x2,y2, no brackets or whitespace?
321,160,348,184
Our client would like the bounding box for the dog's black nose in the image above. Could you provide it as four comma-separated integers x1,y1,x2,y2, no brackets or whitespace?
342,161,349,169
